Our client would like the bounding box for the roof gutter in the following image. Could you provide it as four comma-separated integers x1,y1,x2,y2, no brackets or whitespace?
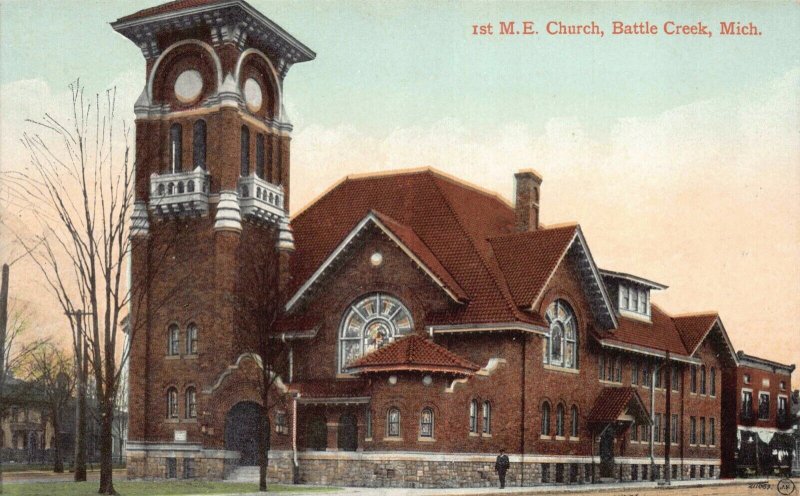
427,322,547,335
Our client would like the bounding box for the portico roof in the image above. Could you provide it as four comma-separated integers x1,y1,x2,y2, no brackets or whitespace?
347,334,480,375
587,387,651,425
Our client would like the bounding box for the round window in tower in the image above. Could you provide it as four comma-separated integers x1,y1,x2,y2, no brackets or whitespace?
244,78,263,112
174,70,203,103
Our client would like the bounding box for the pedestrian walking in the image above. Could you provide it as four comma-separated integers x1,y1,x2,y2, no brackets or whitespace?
495,448,510,489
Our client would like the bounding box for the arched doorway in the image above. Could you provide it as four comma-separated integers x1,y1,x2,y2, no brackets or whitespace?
337,414,357,451
306,414,327,451
225,401,268,465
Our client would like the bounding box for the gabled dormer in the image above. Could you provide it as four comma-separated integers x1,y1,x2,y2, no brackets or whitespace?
600,269,667,322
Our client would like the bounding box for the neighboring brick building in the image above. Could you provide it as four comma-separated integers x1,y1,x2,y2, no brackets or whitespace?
721,352,795,477
113,0,779,488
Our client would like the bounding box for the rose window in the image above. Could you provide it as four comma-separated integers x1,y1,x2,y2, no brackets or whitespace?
339,294,413,373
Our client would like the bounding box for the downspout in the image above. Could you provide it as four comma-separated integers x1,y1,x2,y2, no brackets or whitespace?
292,395,298,482
649,362,657,479
520,334,526,486
665,353,671,485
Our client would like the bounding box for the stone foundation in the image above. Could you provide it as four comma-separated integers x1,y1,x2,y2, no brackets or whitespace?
127,447,721,487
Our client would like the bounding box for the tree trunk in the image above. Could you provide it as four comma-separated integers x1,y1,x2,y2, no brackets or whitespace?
74,332,87,481
98,396,115,494
53,412,64,473
259,393,269,492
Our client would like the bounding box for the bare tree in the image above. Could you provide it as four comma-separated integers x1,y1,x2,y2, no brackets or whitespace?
235,230,291,493
23,343,75,473
1,80,184,494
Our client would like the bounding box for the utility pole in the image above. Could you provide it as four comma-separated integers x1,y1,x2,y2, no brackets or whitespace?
665,353,671,485
67,310,87,481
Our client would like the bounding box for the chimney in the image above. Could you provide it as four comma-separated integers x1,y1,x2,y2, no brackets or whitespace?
514,170,543,232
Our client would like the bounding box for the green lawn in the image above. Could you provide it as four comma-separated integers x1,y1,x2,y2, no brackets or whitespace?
1,481,339,495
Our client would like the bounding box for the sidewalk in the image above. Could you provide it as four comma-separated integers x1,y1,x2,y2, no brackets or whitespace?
2,468,127,484
217,477,779,496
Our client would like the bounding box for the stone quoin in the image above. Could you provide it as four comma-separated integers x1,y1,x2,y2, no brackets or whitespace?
113,0,794,487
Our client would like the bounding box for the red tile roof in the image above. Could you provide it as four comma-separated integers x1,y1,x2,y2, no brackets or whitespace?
290,169,527,325
347,334,480,375
371,211,468,301
488,225,578,308
673,313,719,355
117,0,223,22
597,304,691,356
587,387,650,424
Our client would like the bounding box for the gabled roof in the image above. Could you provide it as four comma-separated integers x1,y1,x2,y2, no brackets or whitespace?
285,210,468,310
597,305,690,357
488,225,618,329
587,387,651,425
347,334,480,375
289,169,529,326
673,313,719,354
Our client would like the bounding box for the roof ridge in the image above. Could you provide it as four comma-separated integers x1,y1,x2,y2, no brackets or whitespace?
671,311,719,318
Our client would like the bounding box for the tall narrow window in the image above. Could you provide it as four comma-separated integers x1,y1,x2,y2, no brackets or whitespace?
192,120,206,169
541,402,551,436
570,405,579,437
690,365,697,393
690,416,697,444
709,418,716,446
654,414,662,443
671,414,678,443
240,125,250,177
620,285,629,310
256,134,265,178
185,387,196,419
365,409,373,439
632,362,639,385
758,393,770,420
556,404,565,436
186,324,197,355
672,367,680,392
387,408,400,437
167,388,178,419
710,367,716,396
167,324,179,356
700,365,707,395
420,408,434,438
169,123,182,173
482,401,492,434
469,399,478,433
598,354,605,381
642,363,650,386
615,357,622,383
631,421,639,441
544,300,578,369
700,417,706,445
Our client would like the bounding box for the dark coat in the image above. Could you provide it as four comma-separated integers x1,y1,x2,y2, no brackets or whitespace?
495,454,510,472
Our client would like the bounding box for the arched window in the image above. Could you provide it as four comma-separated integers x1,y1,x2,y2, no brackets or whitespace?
387,408,401,437
167,324,179,356
543,300,578,369
240,125,250,177
365,408,373,439
256,134,265,178
469,399,478,433
186,324,198,355
482,401,492,434
169,123,182,173
185,387,197,419
167,388,178,419
556,403,565,436
192,120,206,170
710,367,716,396
700,365,707,395
420,408,434,438
541,402,551,436
570,405,579,437
338,293,413,373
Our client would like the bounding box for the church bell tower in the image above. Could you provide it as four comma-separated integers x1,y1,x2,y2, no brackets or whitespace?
113,0,314,462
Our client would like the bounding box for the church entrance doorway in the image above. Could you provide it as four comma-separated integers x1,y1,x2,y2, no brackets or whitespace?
337,413,358,451
225,401,267,466
599,425,616,478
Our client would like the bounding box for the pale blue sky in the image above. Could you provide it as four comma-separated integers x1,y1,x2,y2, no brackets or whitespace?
1,1,797,135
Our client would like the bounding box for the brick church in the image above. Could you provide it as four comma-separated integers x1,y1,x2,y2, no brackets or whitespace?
113,0,787,488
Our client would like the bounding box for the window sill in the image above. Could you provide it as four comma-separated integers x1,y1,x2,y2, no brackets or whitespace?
165,418,179,424
555,436,566,441
184,354,198,359
599,379,622,385
364,437,373,442
543,364,579,374
418,437,436,442
481,433,492,438
469,432,480,437
568,437,580,442
384,437,404,442
539,435,552,440
165,355,180,360
180,418,197,423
